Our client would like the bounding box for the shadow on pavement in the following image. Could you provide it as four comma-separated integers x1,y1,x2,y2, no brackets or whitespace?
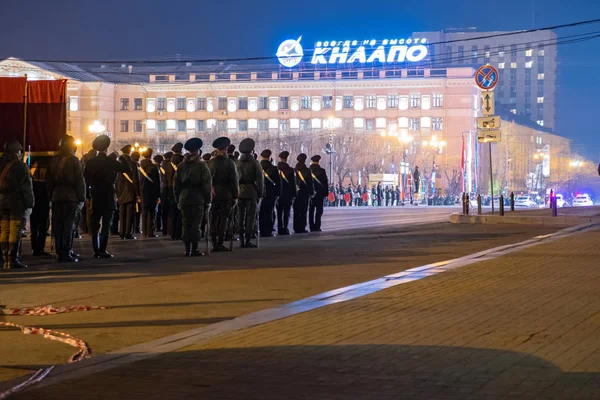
12,344,598,399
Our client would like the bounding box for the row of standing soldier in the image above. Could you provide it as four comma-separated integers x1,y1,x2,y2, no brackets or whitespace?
0,133,329,268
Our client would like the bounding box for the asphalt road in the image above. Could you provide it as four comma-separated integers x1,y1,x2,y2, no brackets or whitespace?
1,206,561,385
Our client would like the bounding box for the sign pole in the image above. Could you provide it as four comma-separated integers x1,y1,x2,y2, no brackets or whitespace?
489,142,494,215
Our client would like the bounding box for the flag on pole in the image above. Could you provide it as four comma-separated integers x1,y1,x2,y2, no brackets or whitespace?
26,80,68,152
461,134,465,193
0,77,27,146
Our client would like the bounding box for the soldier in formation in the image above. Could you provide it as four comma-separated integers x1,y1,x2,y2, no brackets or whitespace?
236,138,263,248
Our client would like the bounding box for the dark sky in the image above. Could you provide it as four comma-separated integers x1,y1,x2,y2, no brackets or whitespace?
1,0,600,160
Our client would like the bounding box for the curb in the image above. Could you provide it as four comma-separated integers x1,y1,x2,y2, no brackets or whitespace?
449,213,600,225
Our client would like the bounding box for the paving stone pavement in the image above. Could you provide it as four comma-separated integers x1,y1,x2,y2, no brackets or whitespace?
12,228,600,399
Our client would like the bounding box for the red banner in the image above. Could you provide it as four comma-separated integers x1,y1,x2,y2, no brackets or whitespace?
362,192,369,202
0,77,27,147
344,193,351,203
26,80,67,152
327,192,335,202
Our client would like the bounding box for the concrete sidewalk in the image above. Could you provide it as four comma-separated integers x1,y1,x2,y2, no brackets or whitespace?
11,226,600,399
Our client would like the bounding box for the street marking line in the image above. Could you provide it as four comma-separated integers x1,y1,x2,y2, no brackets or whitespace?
11,222,599,394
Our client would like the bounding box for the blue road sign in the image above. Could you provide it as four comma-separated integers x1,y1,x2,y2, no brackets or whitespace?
475,65,499,90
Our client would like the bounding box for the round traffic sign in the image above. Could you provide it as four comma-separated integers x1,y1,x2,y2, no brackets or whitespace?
475,65,499,90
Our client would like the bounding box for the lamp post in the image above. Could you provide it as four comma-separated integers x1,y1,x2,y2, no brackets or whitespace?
421,136,447,199
326,116,336,184
398,131,413,203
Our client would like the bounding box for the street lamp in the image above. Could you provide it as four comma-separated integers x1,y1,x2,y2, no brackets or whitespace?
325,116,337,183
88,120,106,135
422,136,447,198
398,132,413,203
569,160,582,168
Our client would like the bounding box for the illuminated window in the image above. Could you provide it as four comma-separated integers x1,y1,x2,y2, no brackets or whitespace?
119,120,129,132
156,120,166,132
133,120,143,132
300,119,311,131
409,94,421,108
387,95,399,109
217,120,227,132
197,120,206,131
322,96,333,109
525,61,533,68
120,98,129,111
258,97,268,110
432,118,443,131
197,98,207,110
258,119,269,132
537,120,544,126
364,119,375,131
510,62,517,69
157,98,166,111
538,73,544,80
538,49,545,56
134,98,143,111
432,94,443,108
525,49,533,57
301,96,311,109
510,109,516,114
498,62,505,69
177,97,186,111
537,97,544,104
238,97,248,110
238,120,248,132
69,96,79,112
409,118,420,131
366,95,377,109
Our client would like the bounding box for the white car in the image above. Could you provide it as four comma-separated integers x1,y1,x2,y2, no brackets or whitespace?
514,195,537,208
572,194,593,207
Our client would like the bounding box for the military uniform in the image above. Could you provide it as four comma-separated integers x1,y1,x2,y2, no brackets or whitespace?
276,152,296,235
259,149,281,237
131,151,142,234
167,143,184,240
116,145,140,239
29,160,50,256
84,135,130,258
309,155,329,232
208,137,239,252
293,153,314,234
159,152,172,236
0,141,34,269
139,149,161,238
174,138,212,256
46,136,86,262
236,139,263,248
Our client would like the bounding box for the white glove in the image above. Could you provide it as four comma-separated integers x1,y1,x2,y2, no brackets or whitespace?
24,208,32,217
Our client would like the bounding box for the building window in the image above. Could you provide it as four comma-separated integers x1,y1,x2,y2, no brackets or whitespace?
457,45,464,61
119,120,129,132
538,73,545,80
537,120,544,126
238,120,248,132
498,45,504,57
322,96,333,109
409,118,420,131
176,120,186,131
258,97,268,110
197,120,206,131
279,97,289,110
301,96,311,109
537,97,544,104
156,120,166,132
471,45,478,63
300,119,311,131
342,96,354,109
365,119,375,131
258,119,269,132
120,98,129,111
538,49,545,57
498,62,505,69
133,120,143,132
238,97,248,110
217,97,227,110
432,118,443,131
537,63,544,73
216,120,227,132
342,118,353,130
510,62,517,69
409,94,421,108
132,98,142,111
525,61,533,69
176,97,186,111
157,98,166,111
279,119,289,132
197,97,207,110
387,95,399,109
526,49,533,57
510,109,517,114
366,95,376,109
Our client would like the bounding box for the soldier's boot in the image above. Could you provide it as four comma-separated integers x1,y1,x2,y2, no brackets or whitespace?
184,241,191,257
190,242,203,257
9,242,27,269
217,235,229,252
70,230,80,258
97,235,114,258
211,234,220,252
244,235,257,249
92,233,101,258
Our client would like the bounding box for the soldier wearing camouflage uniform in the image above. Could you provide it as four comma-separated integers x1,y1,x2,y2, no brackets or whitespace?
236,138,263,248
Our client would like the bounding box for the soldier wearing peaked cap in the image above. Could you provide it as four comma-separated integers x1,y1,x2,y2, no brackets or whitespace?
0,140,33,269
174,138,212,256
167,143,184,240
207,137,239,252
159,152,173,236
116,144,140,239
131,151,142,234
139,148,161,237
259,149,281,238
236,138,263,248
202,153,211,162
276,151,296,235
153,154,165,233
46,135,86,263
84,135,130,259
309,155,328,232
227,144,236,160
293,153,314,234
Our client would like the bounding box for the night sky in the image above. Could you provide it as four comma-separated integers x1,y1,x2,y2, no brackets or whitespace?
1,0,599,160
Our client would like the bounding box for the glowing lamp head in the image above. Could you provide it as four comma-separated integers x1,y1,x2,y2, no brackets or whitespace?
75,139,81,146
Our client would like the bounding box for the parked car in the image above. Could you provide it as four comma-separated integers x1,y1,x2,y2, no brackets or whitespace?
572,194,593,207
514,195,537,208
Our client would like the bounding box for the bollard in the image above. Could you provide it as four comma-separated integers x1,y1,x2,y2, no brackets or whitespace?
477,194,482,215
549,189,554,209
552,192,558,217
510,192,515,211
462,192,466,214
499,195,505,216
465,194,470,215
